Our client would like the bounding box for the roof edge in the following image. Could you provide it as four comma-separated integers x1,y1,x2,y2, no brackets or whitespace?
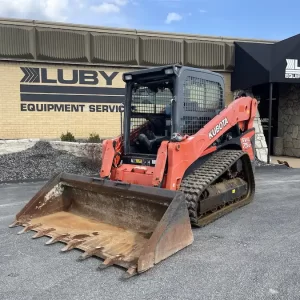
0,17,278,44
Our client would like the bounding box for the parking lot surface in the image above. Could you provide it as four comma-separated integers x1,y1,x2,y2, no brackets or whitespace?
1,166,300,300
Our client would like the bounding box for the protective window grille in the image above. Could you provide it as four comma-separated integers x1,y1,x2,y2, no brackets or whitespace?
130,86,172,132
130,117,148,132
181,76,223,135
183,76,223,111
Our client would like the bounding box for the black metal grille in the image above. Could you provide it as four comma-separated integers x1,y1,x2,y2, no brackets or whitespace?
183,76,223,111
130,86,172,132
130,117,148,131
180,116,205,136
180,76,223,135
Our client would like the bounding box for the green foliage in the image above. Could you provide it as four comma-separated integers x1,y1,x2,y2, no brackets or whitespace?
60,131,76,142
88,132,101,143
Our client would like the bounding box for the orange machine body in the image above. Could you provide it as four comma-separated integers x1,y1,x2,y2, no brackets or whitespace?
100,96,257,191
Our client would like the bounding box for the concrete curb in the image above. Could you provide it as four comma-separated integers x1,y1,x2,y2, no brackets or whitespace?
255,164,290,170
0,177,49,185
0,173,100,185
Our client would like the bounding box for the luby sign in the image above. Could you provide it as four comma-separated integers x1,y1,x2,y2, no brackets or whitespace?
19,67,125,112
285,59,300,79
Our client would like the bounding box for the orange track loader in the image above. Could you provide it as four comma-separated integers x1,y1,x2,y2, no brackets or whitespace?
9,65,257,278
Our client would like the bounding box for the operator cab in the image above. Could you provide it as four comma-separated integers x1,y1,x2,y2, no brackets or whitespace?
121,65,225,166
129,79,173,155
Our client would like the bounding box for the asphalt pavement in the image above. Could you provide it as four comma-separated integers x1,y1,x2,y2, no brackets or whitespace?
1,166,300,300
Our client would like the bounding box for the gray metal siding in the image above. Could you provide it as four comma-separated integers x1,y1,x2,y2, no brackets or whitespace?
91,33,138,64
225,43,235,70
0,25,34,59
185,41,225,69
36,28,88,62
140,37,183,65
0,18,276,70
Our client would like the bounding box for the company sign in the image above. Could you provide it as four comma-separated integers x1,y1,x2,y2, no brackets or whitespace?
20,67,125,112
285,59,300,79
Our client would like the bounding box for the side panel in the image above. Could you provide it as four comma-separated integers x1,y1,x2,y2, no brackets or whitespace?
100,139,116,177
175,68,225,136
240,130,255,161
217,128,256,162
250,130,256,173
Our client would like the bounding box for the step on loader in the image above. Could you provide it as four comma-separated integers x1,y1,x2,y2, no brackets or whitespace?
9,65,257,279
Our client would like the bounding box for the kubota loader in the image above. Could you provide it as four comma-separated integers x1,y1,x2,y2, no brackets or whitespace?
9,65,257,279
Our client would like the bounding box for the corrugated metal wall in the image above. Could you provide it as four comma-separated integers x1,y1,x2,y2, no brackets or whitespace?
0,25,34,59
36,28,89,62
0,19,275,71
91,33,138,64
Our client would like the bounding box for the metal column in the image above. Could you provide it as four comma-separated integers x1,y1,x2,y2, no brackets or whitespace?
267,83,273,164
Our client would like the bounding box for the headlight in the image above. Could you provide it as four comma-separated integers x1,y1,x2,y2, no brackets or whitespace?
164,68,174,75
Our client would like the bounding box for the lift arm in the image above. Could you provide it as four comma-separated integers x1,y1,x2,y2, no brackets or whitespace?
162,96,258,189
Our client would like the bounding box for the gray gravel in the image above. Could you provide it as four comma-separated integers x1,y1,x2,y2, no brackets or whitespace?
0,139,285,184
0,141,99,182
1,167,300,300
254,155,280,167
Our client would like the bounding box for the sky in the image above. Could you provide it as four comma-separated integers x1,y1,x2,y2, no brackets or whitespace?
0,0,299,41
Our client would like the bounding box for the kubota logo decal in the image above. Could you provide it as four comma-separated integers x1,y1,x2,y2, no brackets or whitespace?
209,118,229,139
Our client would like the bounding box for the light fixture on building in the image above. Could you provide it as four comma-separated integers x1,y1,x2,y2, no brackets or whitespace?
124,74,132,81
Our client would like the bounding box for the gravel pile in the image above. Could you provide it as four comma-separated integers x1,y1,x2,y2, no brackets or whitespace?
0,140,290,183
0,141,100,182
255,157,274,167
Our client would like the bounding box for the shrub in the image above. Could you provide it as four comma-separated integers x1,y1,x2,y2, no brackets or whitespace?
61,131,76,142
87,132,101,143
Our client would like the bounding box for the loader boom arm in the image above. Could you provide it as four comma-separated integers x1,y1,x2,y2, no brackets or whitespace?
207,96,254,135
194,95,257,146
163,96,257,189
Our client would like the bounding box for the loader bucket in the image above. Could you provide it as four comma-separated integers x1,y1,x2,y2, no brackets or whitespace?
9,172,193,278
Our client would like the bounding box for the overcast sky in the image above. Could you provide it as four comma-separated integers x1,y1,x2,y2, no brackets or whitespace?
0,0,298,41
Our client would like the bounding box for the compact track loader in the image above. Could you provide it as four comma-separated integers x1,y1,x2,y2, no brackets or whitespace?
9,65,257,278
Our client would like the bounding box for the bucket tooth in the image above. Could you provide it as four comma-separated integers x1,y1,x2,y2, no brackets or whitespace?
60,239,85,252
77,247,104,261
17,223,42,235
32,228,56,239
122,266,137,279
9,220,22,228
97,255,123,270
45,234,70,245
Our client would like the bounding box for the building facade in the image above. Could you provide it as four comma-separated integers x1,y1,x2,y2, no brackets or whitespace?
232,36,300,159
0,18,275,140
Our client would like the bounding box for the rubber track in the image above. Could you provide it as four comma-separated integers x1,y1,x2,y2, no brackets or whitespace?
179,149,250,225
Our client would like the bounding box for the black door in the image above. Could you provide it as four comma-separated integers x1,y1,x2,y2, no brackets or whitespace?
252,83,279,155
